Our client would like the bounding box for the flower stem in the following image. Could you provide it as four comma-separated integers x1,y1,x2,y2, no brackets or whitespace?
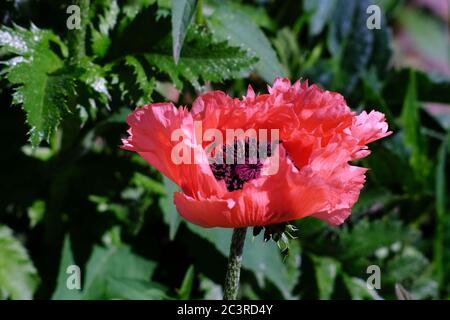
68,0,90,61
195,0,204,25
223,227,247,300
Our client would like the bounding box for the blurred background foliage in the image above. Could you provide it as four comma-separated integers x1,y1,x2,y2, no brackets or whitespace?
0,0,449,300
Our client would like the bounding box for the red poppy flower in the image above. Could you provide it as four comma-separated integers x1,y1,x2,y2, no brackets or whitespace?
122,78,391,228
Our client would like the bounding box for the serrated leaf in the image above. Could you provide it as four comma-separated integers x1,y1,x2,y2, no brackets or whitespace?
145,28,256,89
78,58,111,104
206,2,286,83
118,0,157,33
171,0,197,63
0,224,40,300
90,0,120,57
145,27,257,90
1,25,72,147
125,56,155,104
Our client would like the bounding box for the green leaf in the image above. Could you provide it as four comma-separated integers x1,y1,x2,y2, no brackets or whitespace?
221,1,275,31
118,0,157,33
52,235,82,300
400,70,431,182
176,265,194,299
124,56,155,104
327,0,375,94
363,139,419,193
434,131,449,288
83,244,156,299
160,176,182,241
145,27,257,90
1,25,72,147
78,58,111,105
171,0,197,63
206,2,286,83
310,255,341,299
104,277,170,300
0,224,40,300
91,0,120,57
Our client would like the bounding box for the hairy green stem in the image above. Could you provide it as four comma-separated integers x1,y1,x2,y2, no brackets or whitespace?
68,0,90,60
195,0,204,25
223,227,247,300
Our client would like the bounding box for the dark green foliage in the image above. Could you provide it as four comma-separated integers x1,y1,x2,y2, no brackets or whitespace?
0,0,449,300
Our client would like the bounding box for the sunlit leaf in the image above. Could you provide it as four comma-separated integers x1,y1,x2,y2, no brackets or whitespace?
1,25,72,147
0,224,40,300
146,27,257,90
91,0,120,57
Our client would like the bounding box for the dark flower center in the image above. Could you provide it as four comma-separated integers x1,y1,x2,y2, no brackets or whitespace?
209,139,273,191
